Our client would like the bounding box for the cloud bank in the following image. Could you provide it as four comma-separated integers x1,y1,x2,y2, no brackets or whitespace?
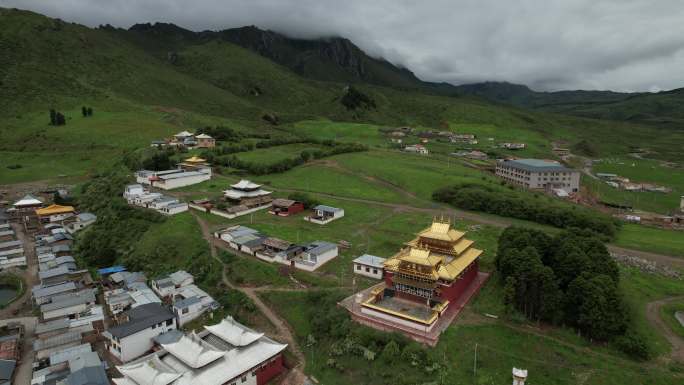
3,0,684,92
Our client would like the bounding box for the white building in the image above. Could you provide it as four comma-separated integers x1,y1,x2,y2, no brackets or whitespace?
136,168,211,190
123,184,145,201
352,254,386,279
104,303,177,363
404,144,429,155
112,316,287,385
304,205,345,225
159,202,189,215
496,159,580,192
65,213,97,234
151,270,194,299
40,289,97,321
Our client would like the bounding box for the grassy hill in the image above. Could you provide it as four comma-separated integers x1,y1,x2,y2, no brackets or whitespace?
1,6,684,186
455,81,684,130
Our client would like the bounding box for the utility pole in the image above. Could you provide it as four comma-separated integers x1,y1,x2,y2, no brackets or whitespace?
473,343,478,382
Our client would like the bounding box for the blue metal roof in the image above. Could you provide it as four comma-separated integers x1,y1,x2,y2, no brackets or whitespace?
97,265,126,275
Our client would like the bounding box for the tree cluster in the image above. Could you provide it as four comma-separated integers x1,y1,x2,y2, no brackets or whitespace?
49,109,66,126
433,183,619,238
211,140,367,175
81,106,94,117
341,86,376,110
287,192,320,209
497,227,650,360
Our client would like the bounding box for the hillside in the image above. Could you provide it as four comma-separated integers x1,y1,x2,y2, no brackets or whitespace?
1,6,684,186
455,81,684,129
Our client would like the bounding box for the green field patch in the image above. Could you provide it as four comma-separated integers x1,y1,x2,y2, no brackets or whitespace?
613,224,684,257
661,302,684,340
288,120,388,146
234,143,326,164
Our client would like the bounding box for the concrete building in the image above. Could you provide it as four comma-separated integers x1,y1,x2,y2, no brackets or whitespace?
352,254,386,279
305,205,345,225
104,303,177,363
496,158,580,192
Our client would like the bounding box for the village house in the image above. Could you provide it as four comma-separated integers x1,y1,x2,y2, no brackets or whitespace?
112,316,287,385
352,254,387,279
268,199,304,217
195,133,216,148
32,281,79,305
104,303,177,363
496,158,580,193
65,212,97,234
40,290,97,321
172,131,195,146
223,180,273,210
294,241,339,271
172,284,218,327
151,270,194,299
305,204,345,225
135,168,211,190
499,142,527,150
404,144,429,155
35,204,76,223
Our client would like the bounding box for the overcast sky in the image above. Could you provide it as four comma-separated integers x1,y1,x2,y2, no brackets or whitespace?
4,0,684,92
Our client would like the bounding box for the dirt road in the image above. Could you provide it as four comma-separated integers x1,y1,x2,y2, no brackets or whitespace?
646,296,684,362
190,211,309,385
0,223,38,319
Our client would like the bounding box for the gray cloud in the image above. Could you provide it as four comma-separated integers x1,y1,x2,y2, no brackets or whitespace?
3,0,684,92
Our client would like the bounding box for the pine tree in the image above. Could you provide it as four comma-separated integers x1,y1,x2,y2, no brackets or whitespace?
87,107,93,116
56,112,66,125
49,109,57,125
82,106,87,117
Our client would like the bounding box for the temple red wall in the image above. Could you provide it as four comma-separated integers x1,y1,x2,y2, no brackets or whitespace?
256,354,285,385
438,260,478,302
384,271,394,287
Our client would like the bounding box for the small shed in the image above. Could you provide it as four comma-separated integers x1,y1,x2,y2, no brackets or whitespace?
269,199,304,217
353,254,386,279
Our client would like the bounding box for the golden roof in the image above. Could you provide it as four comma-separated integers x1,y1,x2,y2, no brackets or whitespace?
437,248,482,280
35,204,75,216
417,221,464,242
400,248,443,267
384,218,483,281
184,156,207,163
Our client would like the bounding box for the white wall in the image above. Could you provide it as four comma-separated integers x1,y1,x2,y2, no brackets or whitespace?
108,318,177,362
155,173,210,190
353,263,383,279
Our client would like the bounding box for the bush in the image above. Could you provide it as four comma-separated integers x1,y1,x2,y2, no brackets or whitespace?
613,329,651,361
434,183,619,238
287,192,319,209
6,164,22,169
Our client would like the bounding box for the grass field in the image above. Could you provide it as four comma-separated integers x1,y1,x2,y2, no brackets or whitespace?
588,157,684,214
234,143,326,164
613,224,684,257
661,302,684,340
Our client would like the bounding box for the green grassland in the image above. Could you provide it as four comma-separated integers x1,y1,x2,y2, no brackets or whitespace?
588,157,684,214
661,302,684,339
613,224,684,257
234,143,326,164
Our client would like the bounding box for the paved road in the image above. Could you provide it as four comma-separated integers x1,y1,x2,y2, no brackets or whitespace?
0,317,38,385
646,296,684,363
189,211,309,385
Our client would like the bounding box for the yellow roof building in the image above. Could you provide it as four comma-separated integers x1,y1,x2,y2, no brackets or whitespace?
183,156,207,163
384,218,482,281
35,204,75,216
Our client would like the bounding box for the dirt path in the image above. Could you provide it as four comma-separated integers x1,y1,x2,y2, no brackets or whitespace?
607,245,684,269
0,317,37,385
646,296,684,362
0,223,38,319
189,211,308,385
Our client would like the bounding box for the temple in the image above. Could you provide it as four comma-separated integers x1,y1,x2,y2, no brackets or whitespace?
342,217,489,345
113,316,287,385
223,180,273,209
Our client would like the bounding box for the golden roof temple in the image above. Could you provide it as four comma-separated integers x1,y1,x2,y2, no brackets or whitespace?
383,217,482,282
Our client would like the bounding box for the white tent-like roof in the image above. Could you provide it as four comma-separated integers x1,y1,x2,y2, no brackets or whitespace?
174,131,193,138
117,355,182,385
160,332,224,369
204,316,263,347
195,133,213,139
13,194,43,207
230,180,261,190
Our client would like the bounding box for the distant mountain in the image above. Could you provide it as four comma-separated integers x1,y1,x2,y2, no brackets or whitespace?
454,81,684,128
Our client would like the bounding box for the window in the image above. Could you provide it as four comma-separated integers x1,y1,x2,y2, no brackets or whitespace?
365,267,370,272
166,319,173,326
241,376,247,383
356,265,361,270
373,269,378,274
182,308,189,314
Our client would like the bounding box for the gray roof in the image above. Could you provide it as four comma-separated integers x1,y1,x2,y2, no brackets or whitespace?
107,303,174,339
32,281,77,299
305,241,337,256
173,296,201,309
153,329,183,345
77,213,96,222
158,171,205,180
35,318,71,335
353,254,387,268
41,290,95,312
313,205,342,213
243,236,268,249
499,159,574,172
0,359,15,381
39,265,73,280
154,277,174,289
0,240,22,250
52,244,71,252
65,365,108,385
